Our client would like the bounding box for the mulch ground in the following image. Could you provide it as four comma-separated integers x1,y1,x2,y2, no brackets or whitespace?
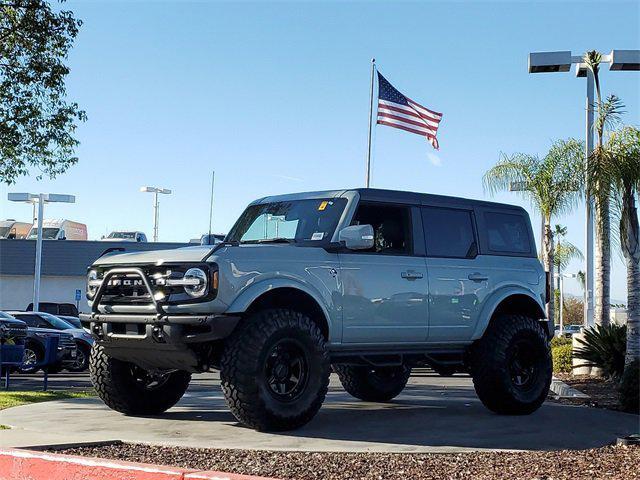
553,374,626,411
53,443,640,480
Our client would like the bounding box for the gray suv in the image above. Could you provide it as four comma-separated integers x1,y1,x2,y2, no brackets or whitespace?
82,188,552,431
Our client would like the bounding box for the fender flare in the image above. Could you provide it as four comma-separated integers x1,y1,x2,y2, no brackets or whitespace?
471,286,546,340
226,277,335,339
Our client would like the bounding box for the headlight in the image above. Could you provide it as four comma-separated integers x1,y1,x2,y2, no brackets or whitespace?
183,268,207,298
87,269,99,299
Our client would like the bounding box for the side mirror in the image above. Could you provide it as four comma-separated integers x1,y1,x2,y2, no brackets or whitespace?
339,224,374,250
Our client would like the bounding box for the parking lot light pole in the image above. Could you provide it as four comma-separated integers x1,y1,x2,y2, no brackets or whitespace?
8,193,76,311
140,186,172,242
527,49,640,328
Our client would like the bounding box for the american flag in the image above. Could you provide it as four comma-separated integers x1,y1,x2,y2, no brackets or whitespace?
376,72,442,149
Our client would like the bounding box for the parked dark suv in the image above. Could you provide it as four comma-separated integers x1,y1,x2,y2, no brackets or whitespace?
6,311,78,373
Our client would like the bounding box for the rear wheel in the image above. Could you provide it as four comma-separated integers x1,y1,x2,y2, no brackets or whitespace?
67,343,91,372
334,365,411,402
89,344,191,415
220,308,330,431
469,314,551,415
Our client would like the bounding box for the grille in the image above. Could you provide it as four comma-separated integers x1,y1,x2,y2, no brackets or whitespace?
58,334,76,349
95,265,205,306
5,324,27,338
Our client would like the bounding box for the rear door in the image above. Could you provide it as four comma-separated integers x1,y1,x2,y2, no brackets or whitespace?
422,206,490,342
339,202,429,344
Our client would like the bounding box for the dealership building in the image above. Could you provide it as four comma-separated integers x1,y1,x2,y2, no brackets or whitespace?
0,240,189,312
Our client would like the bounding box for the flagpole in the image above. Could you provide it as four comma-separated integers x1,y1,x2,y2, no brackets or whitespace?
208,170,215,237
365,58,376,188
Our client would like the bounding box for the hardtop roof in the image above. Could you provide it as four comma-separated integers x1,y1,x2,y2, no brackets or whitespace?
253,188,527,213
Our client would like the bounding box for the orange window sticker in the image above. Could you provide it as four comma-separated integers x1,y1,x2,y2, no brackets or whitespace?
318,201,329,211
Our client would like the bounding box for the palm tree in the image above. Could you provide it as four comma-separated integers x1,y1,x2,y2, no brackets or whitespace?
605,126,640,367
584,51,624,326
554,224,584,276
484,139,584,322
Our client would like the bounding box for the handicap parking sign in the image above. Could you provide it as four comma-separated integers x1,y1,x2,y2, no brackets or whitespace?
75,289,82,301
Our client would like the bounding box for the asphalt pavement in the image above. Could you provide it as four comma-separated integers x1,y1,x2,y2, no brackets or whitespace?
1,370,637,453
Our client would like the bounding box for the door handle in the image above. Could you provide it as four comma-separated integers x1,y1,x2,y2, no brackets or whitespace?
468,273,488,282
401,270,424,280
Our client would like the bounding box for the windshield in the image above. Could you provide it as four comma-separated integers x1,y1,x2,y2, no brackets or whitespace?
28,228,59,239
37,312,74,330
0,226,12,238
108,232,136,239
227,198,347,244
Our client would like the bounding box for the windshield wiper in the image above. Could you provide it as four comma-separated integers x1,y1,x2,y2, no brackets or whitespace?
241,238,296,244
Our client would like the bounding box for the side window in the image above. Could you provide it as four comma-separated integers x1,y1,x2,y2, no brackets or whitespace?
484,212,531,254
351,203,412,255
422,207,476,258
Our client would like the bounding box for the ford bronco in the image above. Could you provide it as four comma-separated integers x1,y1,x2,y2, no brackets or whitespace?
81,188,552,431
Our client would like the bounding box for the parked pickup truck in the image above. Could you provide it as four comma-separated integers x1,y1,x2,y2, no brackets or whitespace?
82,188,551,431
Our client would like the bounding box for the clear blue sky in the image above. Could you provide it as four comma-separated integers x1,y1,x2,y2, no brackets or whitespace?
1,0,639,301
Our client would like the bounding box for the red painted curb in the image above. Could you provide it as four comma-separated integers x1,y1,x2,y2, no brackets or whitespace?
0,448,277,480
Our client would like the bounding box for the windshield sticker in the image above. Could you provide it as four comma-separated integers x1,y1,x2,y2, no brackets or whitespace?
318,201,329,211
311,232,324,240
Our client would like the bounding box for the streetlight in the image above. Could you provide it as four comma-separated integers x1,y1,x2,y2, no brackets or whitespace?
7,193,75,311
528,49,640,328
140,186,171,242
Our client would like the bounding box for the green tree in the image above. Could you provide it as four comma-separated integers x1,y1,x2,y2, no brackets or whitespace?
0,0,85,185
483,139,584,323
584,52,623,327
605,126,640,367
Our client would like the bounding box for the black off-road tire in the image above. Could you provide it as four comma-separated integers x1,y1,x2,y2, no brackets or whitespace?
89,343,191,415
469,314,552,415
334,365,411,402
220,309,330,431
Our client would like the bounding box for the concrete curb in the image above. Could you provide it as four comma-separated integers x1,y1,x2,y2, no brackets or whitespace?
0,448,277,480
550,377,590,399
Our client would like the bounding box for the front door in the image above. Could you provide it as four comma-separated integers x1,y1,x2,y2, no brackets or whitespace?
339,203,429,344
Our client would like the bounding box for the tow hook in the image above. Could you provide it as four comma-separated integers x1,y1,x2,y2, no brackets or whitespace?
152,325,166,343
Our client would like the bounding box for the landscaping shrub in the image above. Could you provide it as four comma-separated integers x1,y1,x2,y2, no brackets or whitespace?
618,360,639,414
550,336,572,348
574,324,627,379
552,344,573,373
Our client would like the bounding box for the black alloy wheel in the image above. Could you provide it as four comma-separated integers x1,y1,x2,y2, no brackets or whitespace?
264,339,309,402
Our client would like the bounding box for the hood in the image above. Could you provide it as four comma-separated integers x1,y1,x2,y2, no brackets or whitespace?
28,327,72,336
93,246,214,266
0,318,27,327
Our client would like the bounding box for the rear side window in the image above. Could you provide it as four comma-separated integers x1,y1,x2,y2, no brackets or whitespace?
484,212,531,254
422,207,476,258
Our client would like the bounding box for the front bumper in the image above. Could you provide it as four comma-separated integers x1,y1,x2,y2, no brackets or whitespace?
79,313,240,372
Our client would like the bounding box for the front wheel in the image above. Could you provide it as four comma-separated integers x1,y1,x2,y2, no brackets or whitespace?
334,365,411,402
469,314,551,415
20,343,43,374
220,309,330,431
89,344,191,415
